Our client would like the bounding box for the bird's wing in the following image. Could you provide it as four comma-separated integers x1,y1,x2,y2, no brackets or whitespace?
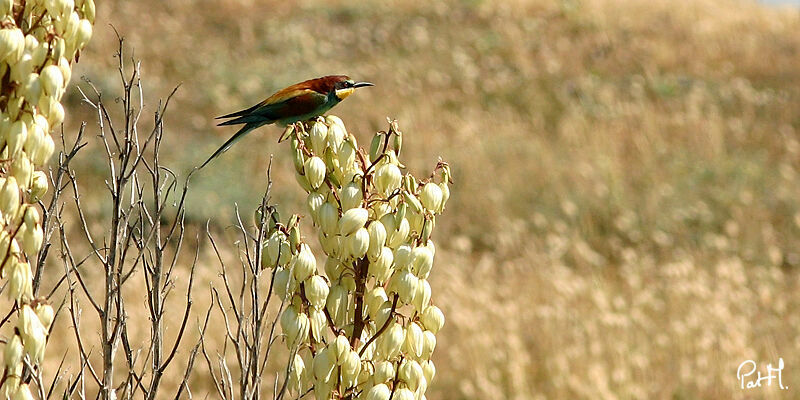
217,90,328,126
261,84,319,106
216,83,320,120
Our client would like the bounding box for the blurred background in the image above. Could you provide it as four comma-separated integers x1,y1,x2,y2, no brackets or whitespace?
53,0,800,398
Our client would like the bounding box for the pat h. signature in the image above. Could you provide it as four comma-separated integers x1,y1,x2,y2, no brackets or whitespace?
737,358,788,390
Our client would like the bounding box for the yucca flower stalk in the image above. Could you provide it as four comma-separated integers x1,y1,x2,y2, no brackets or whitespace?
264,116,450,400
0,0,93,397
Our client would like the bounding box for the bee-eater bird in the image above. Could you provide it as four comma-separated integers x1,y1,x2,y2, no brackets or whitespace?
200,75,373,169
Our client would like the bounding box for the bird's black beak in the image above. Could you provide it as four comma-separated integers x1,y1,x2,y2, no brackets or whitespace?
353,82,374,88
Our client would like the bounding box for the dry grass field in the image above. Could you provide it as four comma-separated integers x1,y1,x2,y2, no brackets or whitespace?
38,0,800,398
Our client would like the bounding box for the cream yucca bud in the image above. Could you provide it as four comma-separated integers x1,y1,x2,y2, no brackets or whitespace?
0,231,15,265
412,279,431,313
357,367,373,390
47,99,66,127
54,0,74,17
309,306,326,343
374,163,402,195
387,217,410,248
3,335,23,370
364,286,388,318
12,383,34,400
369,133,384,162
403,173,417,194
288,353,305,393
81,0,95,22
306,191,325,224
325,116,346,150
318,202,339,235
28,123,55,166
377,321,404,360
332,334,350,364
308,120,328,155
373,361,394,383
6,95,23,121
40,65,64,97
399,359,425,391
421,305,444,334
324,147,342,182
411,246,434,278
276,235,293,266
18,305,46,362
403,321,424,358
365,383,391,400
337,139,357,172
313,346,336,383
34,303,54,331
340,350,361,388
7,120,27,158
403,191,423,215
421,330,436,360
303,156,326,190
359,334,376,361
3,376,20,399
292,145,305,174
21,73,41,106
392,128,403,154
348,227,369,259
390,269,418,305
21,223,43,256
319,231,341,258
314,381,333,400
74,19,93,51
371,201,392,219
264,231,291,269
8,260,32,302
324,256,343,280
339,182,363,210
288,217,302,249
326,284,348,327
393,388,415,400
425,239,436,258
300,350,314,387
407,210,424,237
292,243,316,282
58,56,72,86
0,177,20,216
420,215,434,243
0,28,24,64
438,182,450,211
0,114,9,142
273,267,295,301
280,306,309,348
23,206,39,227
339,207,368,236
422,360,436,383
304,275,329,309
393,245,413,269
30,46,48,74
368,246,393,283
420,182,443,212
33,113,50,134
366,221,387,260
371,300,393,328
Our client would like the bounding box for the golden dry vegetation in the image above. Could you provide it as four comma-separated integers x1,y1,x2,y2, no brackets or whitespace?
40,0,800,398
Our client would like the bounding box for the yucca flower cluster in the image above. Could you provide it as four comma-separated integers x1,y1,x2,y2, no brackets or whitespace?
263,116,450,400
0,0,93,397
